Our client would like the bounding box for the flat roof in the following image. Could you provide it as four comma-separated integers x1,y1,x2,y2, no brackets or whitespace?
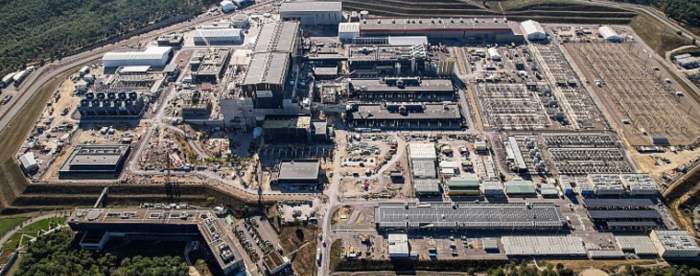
242,52,289,86
360,17,511,32
375,202,565,229
350,78,453,93
652,230,700,252
279,1,341,12
254,22,299,54
588,210,662,220
446,176,480,188
582,198,655,209
119,66,151,73
60,144,130,172
616,235,659,255
278,161,320,181
502,236,586,257
263,116,310,129
411,159,437,178
69,207,214,225
194,28,242,38
504,180,535,194
413,178,440,193
351,102,461,120
409,143,436,160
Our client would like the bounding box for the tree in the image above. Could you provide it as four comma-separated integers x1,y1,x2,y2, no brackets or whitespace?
206,196,216,206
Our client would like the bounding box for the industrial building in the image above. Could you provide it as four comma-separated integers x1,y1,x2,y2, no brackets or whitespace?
102,47,173,68
411,160,437,179
582,198,655,210
348,78,454,102
358,17,523,43
387,234,411,259
262,252,290,275
67,207,244,275
241,52,291,109
588,174,626,196
673,53,700,69
58,144,131,179
348,44,427,76
272,160,320,189
279,1,342,26
157,34,184,47
254,22,301,56
262,115,311,143
616,236,659,257
520,20,546,40
481,181,504,196
190,49,232,83
77,91,146,118
232,0,254,8
374,202,566,231
413,178,441,196
345,102,462,130
621,174,659,195
502,236,587,257
504,137,527,173
650,230,700,259
339,22,361,41
194,28,243,45
179,90,213,119
503,180,536,196
220,0,235,13
598,26,620,42
444,175,480,196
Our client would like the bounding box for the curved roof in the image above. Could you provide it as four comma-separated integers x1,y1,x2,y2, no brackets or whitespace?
521,20,545,35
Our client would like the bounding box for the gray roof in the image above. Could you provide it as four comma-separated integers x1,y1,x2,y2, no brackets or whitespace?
413,178,440,193
502,236,587,257
278,161,320,181
242,52,289,86
387,36,428,46
350,78,453,93
279,1,341,12
194,28,242,38
254,22,299,54
352,103,461,120
588,210,662,220
582,198,654,209
411,159,436,178
375,202,565,230
19,153,37,169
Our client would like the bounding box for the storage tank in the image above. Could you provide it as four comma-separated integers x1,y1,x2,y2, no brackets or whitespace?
232,13,249,28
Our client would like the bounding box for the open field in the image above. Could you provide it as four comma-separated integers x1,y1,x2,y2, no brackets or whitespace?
2,217,65,250
0,217,29,237
631,13,692,56
280,225,319,276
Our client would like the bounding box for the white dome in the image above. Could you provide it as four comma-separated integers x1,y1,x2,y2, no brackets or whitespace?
220,1,235,12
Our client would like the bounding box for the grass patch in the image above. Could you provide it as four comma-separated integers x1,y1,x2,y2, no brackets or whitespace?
2,217,66,250
279,225,318,276
329,239,342,273
631,12,692,56
500,0,627,12
0,217,29,237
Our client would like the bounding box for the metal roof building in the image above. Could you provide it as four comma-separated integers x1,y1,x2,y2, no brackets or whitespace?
587,210,662,221
374,202,565,231
445,175,480,196
18,152,38,174
241,52,290,109
582,198,655,210
413,178,441,196
338,22,360,41
650,230,700,258
411,159,437,179
194,28,243,45
387,234,410,258
358,17,522,42
599,26,621,42
520,20,546,40
276,160,320,182
408,143,437,160
481,181,504,196
502,236,587,257
621,174,659,195
504,180,536,195
58,144,131,179
616,235,659,257
589,174,626,196
102,47,172,68
279,1,342,26
220,0,235,13
253,22,300,54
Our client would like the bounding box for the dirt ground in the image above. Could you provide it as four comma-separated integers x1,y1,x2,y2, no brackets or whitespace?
632,148,700,177
279,225,319,276
332,206,353,225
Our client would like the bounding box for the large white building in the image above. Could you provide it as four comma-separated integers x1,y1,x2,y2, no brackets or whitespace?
279,1,342,26
650,230,700,259
220,0,235,13
338,22,360,41
194,28,243,45
521,20,546,40
599,26,621,42
102,47,172,68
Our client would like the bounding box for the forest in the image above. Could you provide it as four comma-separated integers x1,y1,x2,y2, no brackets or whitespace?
612,0,700,28
0,0,217,76
14,230,190,276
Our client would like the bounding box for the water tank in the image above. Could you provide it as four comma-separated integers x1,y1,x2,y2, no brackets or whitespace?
113,99,122,107
129,92,138,100
232,13,249,28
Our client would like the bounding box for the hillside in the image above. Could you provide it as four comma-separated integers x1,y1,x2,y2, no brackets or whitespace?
0,0,217,76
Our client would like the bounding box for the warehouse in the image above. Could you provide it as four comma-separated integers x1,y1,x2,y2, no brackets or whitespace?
348,78,454,102
589,174,626,196
58,144,131,179
78,91,146,118
387,234,411,259
505,137,527,173
1,72,15,88
599,26,621,42
194,28,243,45
444,175,480,196
503,180,536,196
502,236,587,257
345,102,463,130
374,202,565,231
339,22,360,41
241,52,291,109
279,1,342,26
348,44,427,76
272,160,320,189
254,22,301,56
616,235,659,257
18,152,38,175
102,46,173,68
520,20,546,40
650,230,700,259
413,178,441,196
588,209,663,230
358,17,523,43
481,181,504,196
621,174,659,195
262,115,311,143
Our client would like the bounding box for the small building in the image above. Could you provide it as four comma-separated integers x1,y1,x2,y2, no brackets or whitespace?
488,48,500,61
102,47,172,68
1,72,16,88
194,28,243,45
474,141,488,151
339,22,360,41
232,0,254,8
621,174,659,195
232,13,249,28
413,178,441,196
279,1,342,26
262,115,311,143
387,234,410,259
273,160,320,188
481,181,504,196
262,251,290,275
599,26,620,42
58,144,131,179
650,230,700,259
408,143,437,160
504,180,536,196
521,20,546,40
444,175,480,196
18,152,38,175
